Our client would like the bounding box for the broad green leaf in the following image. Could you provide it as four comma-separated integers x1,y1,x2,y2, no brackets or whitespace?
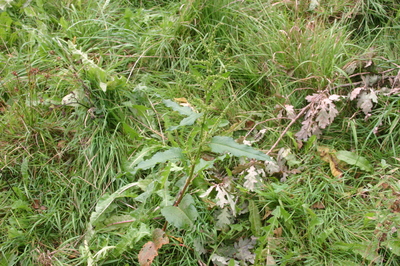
161,206,193,229
167,113,203,131
106,75,127,90
161,195,198,229
96,215,136,231
209,136,272,161
136,147,183,170
194,158,214,173
336,151,373,172
178,194,199,222
163,99,193,116
333,242,380,262
248,200,262,236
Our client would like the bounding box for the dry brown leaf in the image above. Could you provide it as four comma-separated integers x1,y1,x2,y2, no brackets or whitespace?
138,242,157,266
311,202,325,209
138,229,169,266
273,227,282,238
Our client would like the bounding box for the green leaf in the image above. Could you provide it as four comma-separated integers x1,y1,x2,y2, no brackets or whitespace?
178,194,199,221
136,148,183,170
115,223,150,256
161,195,198,229
124,145,163,173
167,112,203,131
179,113,203,126
122,122,141,140
163,99,193,116
248,200,262,236
161,206,192,229
89,182,138,227
336,151,373,172
383,239,400,256
209,136,272,161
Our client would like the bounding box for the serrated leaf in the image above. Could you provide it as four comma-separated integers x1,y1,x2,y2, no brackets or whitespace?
115,223,150,256
136,148,183,170
209,136,271,161
163,99,193,116
336,151,373,172
234,237,256,263
89,182,138,227
248,200,262,236
216,208,232,228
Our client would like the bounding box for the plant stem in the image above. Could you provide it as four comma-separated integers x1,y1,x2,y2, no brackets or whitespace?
162,115,207,231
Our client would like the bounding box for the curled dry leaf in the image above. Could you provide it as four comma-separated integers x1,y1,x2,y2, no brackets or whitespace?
317,146,343,178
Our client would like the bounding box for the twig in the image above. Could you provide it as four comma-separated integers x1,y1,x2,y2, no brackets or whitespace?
266,103,311,155
244,117,290,139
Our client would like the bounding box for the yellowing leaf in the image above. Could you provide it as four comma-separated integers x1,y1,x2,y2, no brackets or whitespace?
174,97,188,103
317,146,343,178
152,228,169,249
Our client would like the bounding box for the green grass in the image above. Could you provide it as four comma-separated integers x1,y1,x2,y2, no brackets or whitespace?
1,0,399,265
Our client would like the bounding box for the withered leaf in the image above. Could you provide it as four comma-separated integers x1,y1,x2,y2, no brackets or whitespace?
138,229,169,266
317,146,343,178
152,228,169,249
138,242,157,266
311,202,325,209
